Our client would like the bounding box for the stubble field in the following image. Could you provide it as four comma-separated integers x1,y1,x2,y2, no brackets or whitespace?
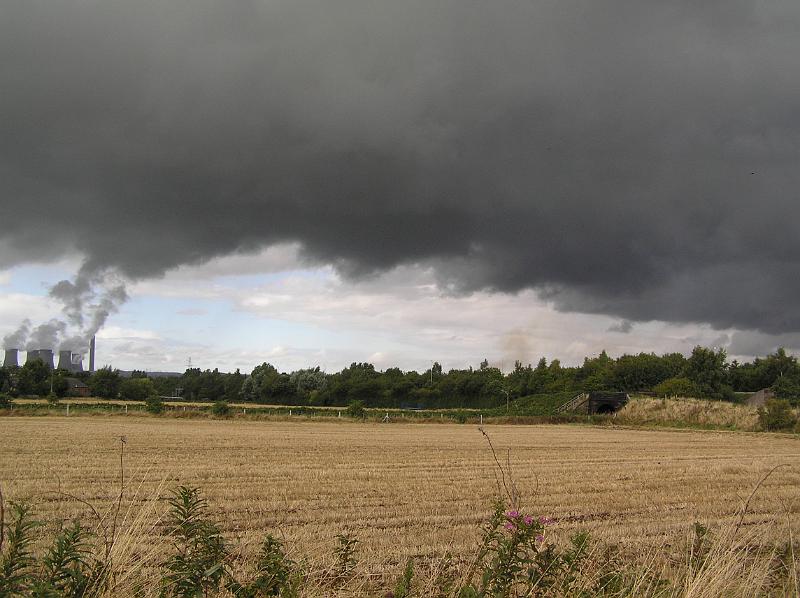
1,416,799,592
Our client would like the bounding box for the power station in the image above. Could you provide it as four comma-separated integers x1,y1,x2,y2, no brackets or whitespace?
3,336,96,373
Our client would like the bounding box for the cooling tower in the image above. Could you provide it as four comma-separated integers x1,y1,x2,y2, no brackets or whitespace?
25,350,41,365
72,354,84,372
58,350,73,371
39,349,55,370
3,349,19,368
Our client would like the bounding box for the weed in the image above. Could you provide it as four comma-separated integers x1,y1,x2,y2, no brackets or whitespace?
391,557,414,598
333,533,358,580
160,486,229,597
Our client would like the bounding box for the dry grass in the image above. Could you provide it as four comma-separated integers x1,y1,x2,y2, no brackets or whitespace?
617,397,761,431
1,416,798,595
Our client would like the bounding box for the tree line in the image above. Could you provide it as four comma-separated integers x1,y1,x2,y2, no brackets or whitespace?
2,346,800,408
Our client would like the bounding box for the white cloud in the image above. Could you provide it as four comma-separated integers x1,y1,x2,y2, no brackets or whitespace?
34,258,765,373
97,326,161,341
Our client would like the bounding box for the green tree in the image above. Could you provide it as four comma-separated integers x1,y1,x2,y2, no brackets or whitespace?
16,360,50,396
119,377,156,402
653,377,700,398
241,363,280,402
51,369,69,398
346,400,366,418
0,367,11,394
685,346,733,400
289,367,327,401
146,395,165,414
771,374,800,405
89,367,122,399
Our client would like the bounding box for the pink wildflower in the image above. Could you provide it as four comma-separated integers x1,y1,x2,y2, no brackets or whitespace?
539,516,554,526
504,522,517,532
523,515,534,526
505,510,520,519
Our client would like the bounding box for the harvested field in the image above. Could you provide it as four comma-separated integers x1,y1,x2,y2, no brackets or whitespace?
1,417,799,592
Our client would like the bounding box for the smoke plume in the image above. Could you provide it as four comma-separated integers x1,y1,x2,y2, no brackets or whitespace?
47,264,129,352
3,319,31,349
26,319,67,351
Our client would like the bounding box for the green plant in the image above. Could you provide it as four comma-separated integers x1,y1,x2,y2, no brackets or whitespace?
333,533,358,580
227,535,302,597
0,502,39,596
0,502,106,598
758,398,798,431
160,486,229,597
210,401,230,417
345,400,366,419
146,395,165,414
652,377,700,398
34,520,102,596
46,393,59,406
392,557,414,598
0,393,11,409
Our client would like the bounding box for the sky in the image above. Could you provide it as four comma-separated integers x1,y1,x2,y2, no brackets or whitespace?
2,1,800,373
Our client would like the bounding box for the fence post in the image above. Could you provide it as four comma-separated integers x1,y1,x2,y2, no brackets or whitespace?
125,404,128,414
66,404,70,416
480,414,483,425
289,409,292,416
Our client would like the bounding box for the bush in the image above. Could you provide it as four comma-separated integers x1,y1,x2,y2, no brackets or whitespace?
346,400,366,419
653,377,700,398
145,395,164,414
211,401,230,417
0,393,11,409
119,378,156,402
758,398,798,431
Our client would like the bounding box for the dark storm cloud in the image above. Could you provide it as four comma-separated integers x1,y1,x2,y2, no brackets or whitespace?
608,320,634,334
2,0,800,332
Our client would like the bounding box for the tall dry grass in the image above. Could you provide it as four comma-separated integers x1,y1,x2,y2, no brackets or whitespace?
616,397,760,431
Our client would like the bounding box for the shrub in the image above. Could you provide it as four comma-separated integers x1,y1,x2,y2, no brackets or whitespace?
145,395,165,414
119,378,156,402
0,393,12,409
345,400,366,419
211,401,230,417
757,398,798,432
46,393,59,406
653,377,700,398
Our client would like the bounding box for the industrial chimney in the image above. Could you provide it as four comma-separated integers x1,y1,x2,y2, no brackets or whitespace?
58,350,73,371
3,349,19,368
89,336,96,372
